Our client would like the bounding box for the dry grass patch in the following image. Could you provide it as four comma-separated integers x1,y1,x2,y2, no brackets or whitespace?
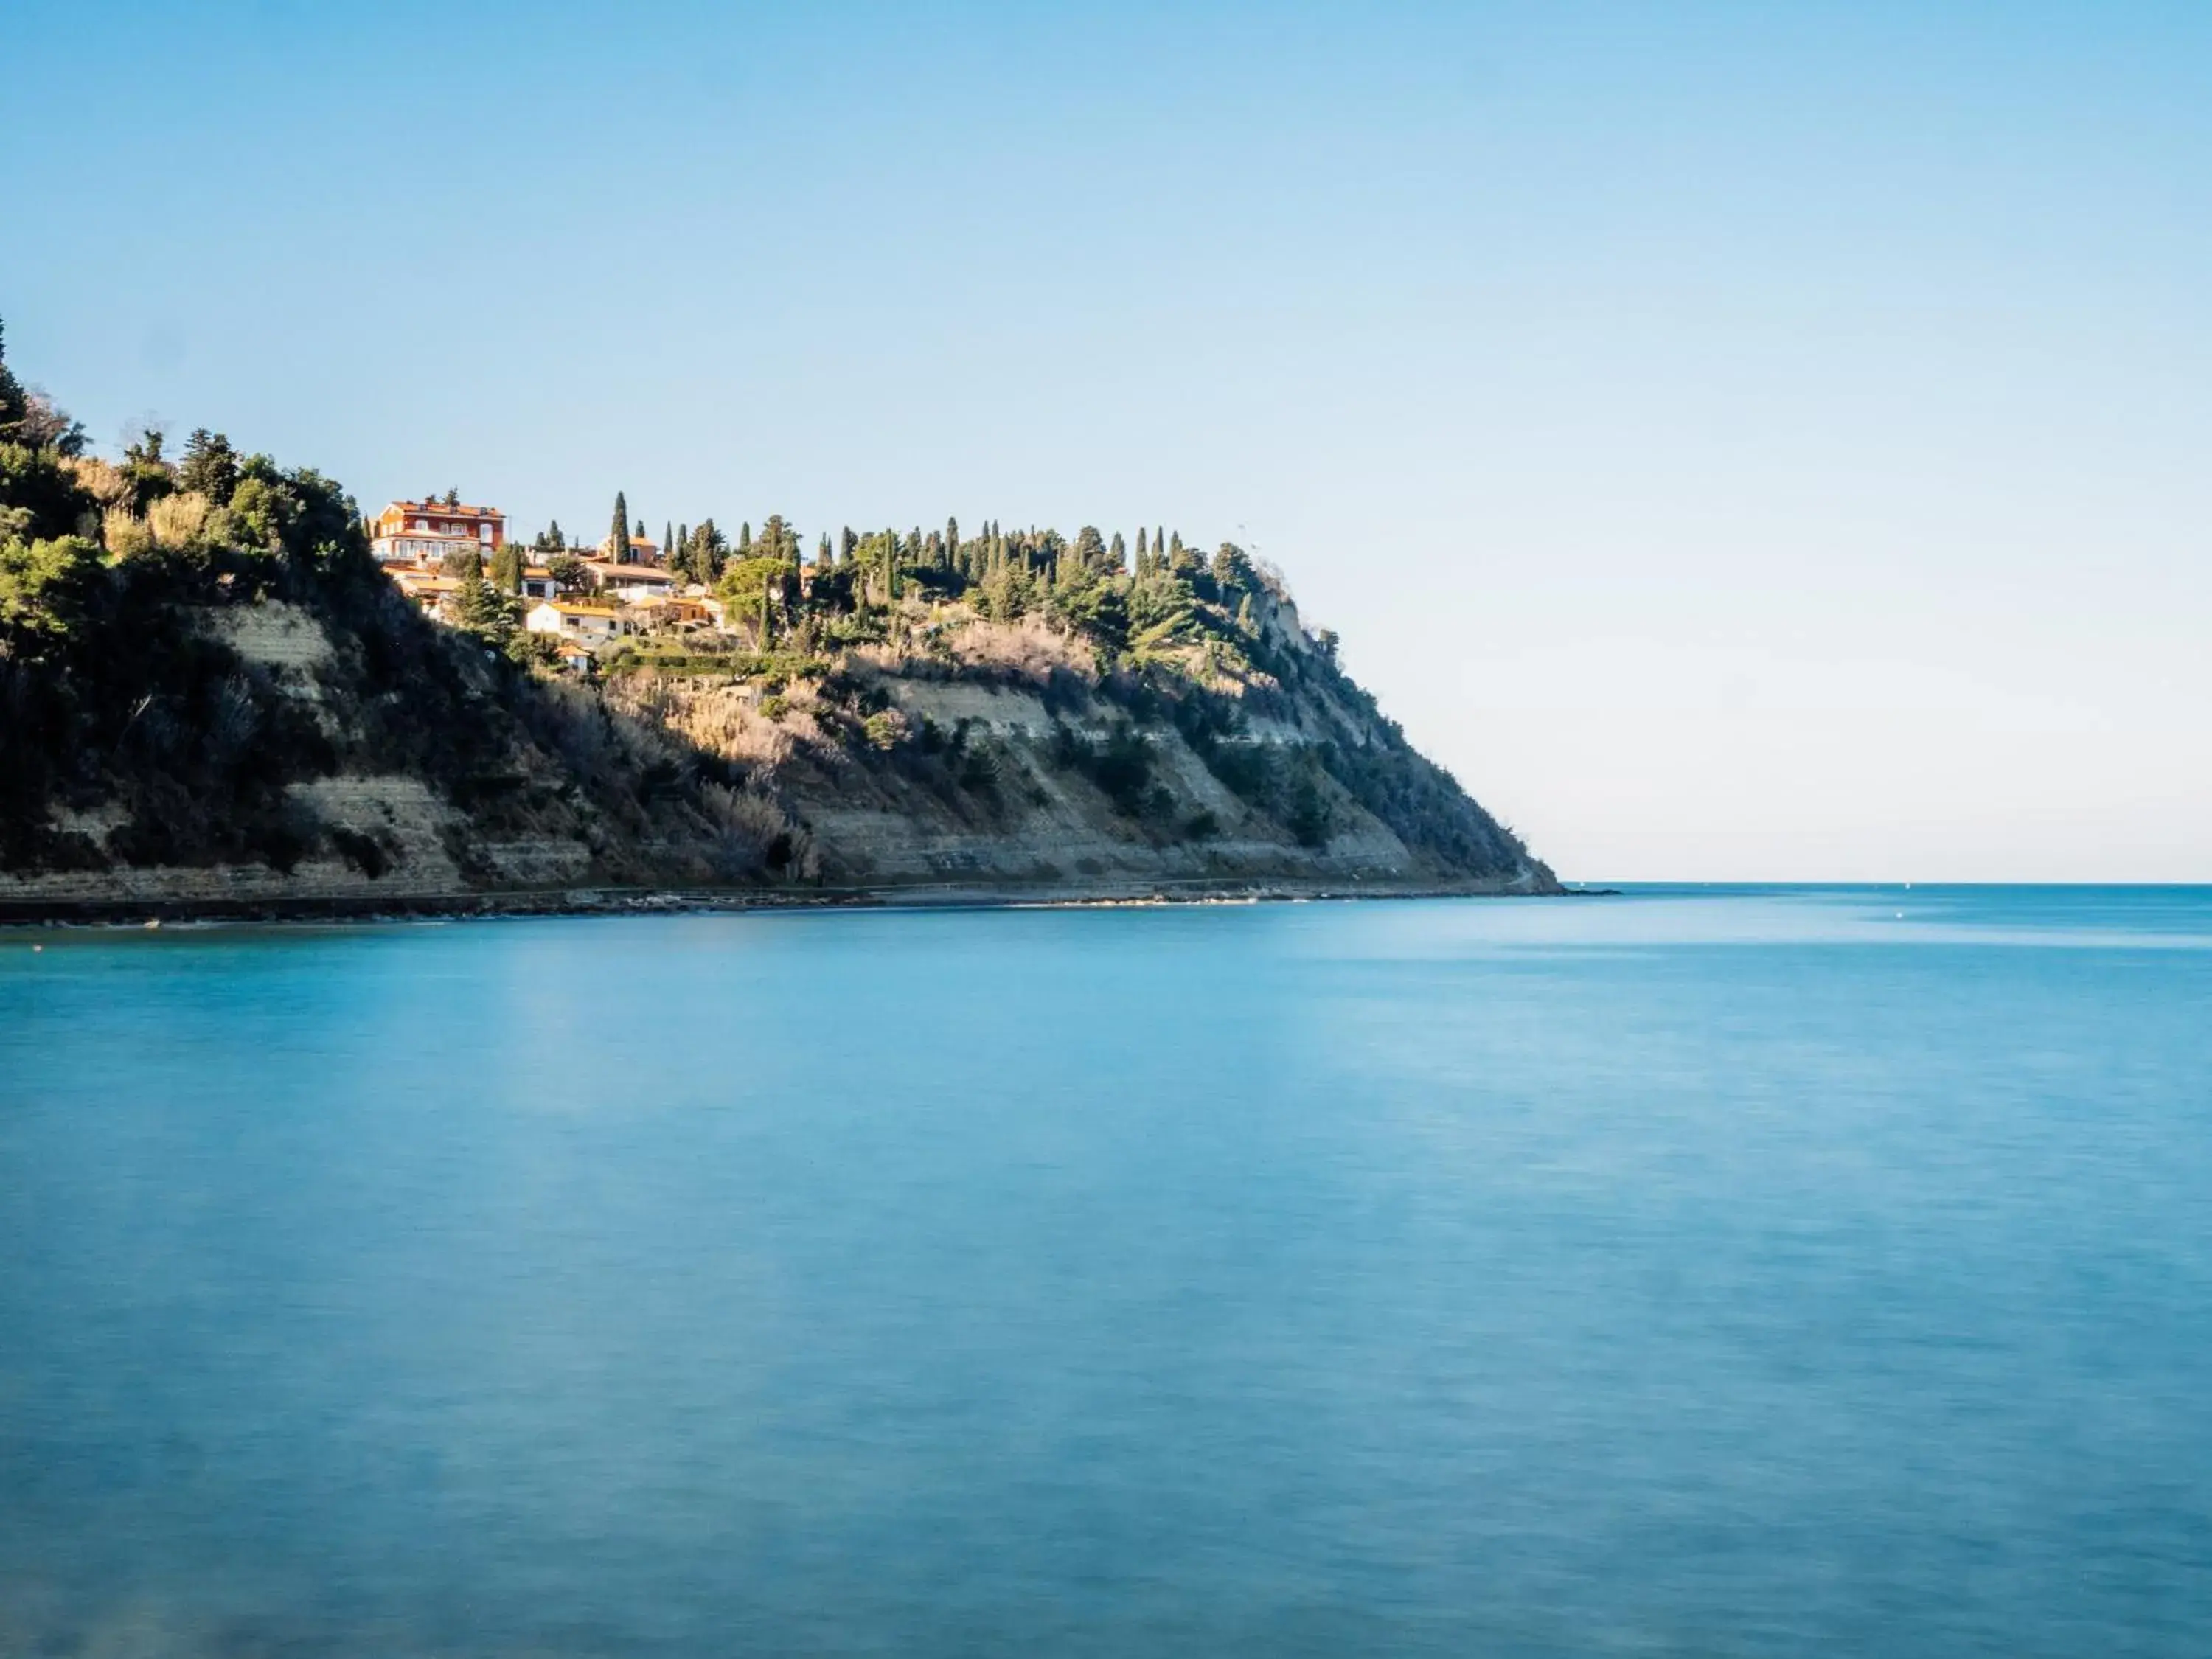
147,491,212,549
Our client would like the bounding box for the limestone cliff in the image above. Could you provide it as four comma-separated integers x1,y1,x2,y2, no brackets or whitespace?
610,613,1550,899
0,582,1551,916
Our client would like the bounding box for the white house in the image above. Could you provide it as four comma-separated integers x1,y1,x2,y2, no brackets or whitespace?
526,601,636,642
582,560,679,602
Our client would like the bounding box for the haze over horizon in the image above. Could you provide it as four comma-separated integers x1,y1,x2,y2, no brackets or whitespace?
6,1,2208,883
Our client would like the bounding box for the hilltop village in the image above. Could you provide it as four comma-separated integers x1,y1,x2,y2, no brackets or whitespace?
373,493,700,670
365,481,1289,685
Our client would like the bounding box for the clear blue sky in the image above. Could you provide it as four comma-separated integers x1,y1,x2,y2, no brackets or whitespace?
6,1,2209,880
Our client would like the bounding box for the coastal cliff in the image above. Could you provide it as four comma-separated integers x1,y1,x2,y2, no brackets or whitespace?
0,341,1551,917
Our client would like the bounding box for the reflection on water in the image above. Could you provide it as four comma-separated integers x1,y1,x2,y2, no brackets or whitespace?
2,889,2209,1655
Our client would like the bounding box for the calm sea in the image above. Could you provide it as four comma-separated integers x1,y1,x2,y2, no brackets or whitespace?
1,888,2208,1655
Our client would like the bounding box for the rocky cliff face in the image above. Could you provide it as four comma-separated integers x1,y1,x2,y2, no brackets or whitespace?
0,583,1552,916
614,614,1550,898
0,590,773,914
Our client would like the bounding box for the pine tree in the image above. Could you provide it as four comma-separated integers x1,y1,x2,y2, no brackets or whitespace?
456,570,521,646
696,519,727,581
759,514,797,562
178,429,240,503
609,491,629,562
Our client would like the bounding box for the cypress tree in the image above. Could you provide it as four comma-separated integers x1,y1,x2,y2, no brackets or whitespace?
663,520,673,566
490,541,523,594
608,492,630,562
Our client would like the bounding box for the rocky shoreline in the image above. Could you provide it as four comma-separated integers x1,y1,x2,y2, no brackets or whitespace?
0,872,1588,930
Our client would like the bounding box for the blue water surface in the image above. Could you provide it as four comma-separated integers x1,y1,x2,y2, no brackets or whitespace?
1,887,2208,1655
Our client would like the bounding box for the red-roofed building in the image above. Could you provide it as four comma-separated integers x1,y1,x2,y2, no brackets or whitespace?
372,496,506,564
